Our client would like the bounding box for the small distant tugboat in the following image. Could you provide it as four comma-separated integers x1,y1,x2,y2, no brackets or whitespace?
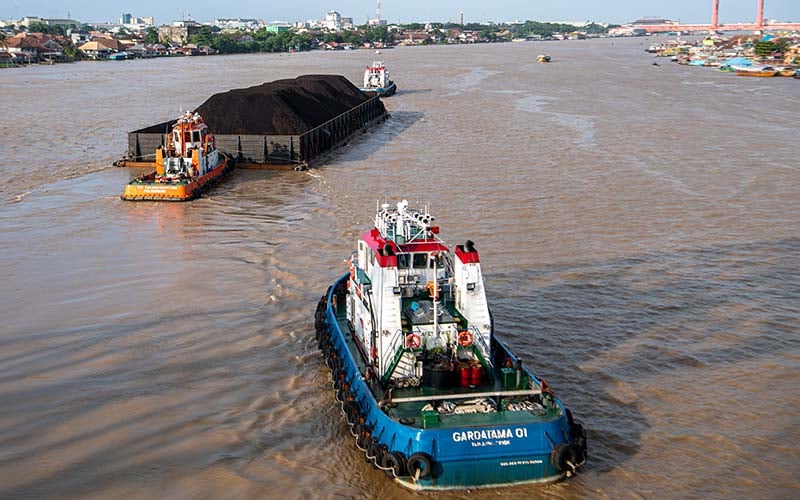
121,111,231,201
314,200,587,490
360,61,397,97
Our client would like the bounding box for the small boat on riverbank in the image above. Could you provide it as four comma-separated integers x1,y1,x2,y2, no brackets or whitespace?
315,200,587,490
537,54,551,63
735,66,778,77
121,111,231,201
360,61,396,97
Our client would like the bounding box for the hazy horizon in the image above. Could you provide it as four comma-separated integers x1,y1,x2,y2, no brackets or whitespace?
2,0,797,27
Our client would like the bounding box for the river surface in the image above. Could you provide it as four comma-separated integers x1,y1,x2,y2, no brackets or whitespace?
1,37,798,499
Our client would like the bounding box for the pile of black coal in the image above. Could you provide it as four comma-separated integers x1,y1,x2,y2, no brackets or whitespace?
193,74,379,135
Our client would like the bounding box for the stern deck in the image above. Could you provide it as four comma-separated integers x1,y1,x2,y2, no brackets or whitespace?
332,295,562,430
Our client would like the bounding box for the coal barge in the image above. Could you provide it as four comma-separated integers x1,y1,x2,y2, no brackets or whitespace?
118,75,388,171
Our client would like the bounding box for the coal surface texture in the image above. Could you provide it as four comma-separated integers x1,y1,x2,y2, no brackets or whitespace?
192,74,378,136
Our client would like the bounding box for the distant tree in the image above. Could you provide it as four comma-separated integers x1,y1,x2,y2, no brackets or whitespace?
341,30,361,45
772,38,790,55
188,26,217,46
322,32,342,43
144,27,159,44
584,23,608,34
364,26,394,44
754,40,776,58
481,28,497,41
27,22,52,34
62,39,79,58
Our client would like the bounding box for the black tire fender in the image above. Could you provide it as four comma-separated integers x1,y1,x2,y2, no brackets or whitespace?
381,451,407,478
551,442,578,472
406,452,433,479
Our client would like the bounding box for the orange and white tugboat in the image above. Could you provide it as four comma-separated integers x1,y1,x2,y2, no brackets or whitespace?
121,111,232,201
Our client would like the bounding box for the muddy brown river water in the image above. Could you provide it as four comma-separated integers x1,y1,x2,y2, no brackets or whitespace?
0,37,798,499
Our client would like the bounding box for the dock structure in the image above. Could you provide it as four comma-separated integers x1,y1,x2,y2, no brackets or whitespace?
638,0,798,33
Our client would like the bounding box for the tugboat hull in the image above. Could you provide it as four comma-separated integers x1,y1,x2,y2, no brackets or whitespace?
360,81,397,98
121,154,232,201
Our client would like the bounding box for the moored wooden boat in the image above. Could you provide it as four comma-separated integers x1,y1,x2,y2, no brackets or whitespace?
735,66,777,77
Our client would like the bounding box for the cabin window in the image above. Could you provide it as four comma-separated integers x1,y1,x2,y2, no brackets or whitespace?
429,253,444,269
413,253,428,269
183,132,192,143
397,254,409,269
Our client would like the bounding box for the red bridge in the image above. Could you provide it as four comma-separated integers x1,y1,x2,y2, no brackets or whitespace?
635,0,800,33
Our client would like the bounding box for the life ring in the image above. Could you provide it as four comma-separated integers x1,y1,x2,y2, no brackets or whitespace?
349,261,356,281
406,452,433,479
457,330,473,347
406,333,421,349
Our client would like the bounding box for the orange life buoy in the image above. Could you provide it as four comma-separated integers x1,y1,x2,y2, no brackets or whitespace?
457,330,473,347
406,333,421,349
424,281,440,300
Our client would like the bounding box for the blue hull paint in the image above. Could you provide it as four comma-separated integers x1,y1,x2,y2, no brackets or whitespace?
321,275,580,490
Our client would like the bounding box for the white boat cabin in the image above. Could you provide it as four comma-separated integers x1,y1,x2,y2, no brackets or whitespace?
346,200,493,384
363,61,391,90
158,111,220,180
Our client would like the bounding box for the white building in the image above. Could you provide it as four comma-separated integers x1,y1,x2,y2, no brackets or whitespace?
212,18,260,30
324,11,342,31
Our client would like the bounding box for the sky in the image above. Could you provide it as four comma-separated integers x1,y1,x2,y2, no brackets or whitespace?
2,0,798,26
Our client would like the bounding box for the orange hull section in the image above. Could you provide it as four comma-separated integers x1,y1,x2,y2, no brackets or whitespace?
735,70,777,77
122,154,231,201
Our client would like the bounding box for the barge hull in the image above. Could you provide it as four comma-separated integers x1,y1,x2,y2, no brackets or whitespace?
124,96,387,168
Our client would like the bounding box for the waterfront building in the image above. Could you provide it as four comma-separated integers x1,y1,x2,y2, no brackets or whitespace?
18,16,81,30
325,11,342,31
267,22,292,33
78,40,115,59
158,21,201,45
213,18,260,30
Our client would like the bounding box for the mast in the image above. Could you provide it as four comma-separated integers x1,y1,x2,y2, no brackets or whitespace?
432,252,438,338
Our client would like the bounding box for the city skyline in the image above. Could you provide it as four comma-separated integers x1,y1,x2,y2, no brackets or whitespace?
2,0,798,26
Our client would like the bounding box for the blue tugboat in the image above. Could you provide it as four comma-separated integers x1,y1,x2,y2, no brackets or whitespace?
359,61,397,97
314,200,587,490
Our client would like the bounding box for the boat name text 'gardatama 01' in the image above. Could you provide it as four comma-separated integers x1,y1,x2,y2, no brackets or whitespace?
452,427,529,442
